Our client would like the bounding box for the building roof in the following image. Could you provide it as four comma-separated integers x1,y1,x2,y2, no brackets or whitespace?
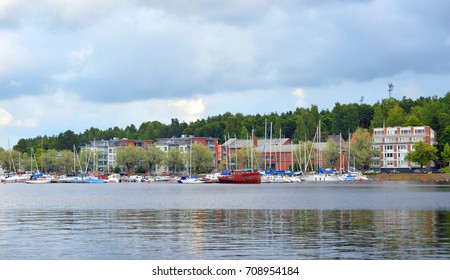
222,137,290,148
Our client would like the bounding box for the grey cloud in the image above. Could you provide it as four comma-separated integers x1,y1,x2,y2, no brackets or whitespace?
1,0,449,104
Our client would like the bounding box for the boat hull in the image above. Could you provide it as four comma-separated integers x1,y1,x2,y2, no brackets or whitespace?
25,179,52,184
218,171,261,184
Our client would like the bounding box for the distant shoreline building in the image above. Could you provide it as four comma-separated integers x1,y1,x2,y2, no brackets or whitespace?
83,134,352,174
83,136,219,174
371,126,437,171
221,134,348,172
83,138,153,173
155,135,219,174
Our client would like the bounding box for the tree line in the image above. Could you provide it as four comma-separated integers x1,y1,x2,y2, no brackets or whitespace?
6,92,450,161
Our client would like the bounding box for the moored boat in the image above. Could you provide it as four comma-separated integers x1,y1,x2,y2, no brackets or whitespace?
217,170,261,184
177,176,204,184
25,172,52,184
2,172,30,183
25,177,52,184
204,173,220,183
340,172,368,181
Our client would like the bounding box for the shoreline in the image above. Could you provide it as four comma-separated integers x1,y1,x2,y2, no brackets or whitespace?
368,173,450,182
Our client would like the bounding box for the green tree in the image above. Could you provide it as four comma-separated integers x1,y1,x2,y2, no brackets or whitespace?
142,146,165,174
190,143,214,174
350,128,378,170
116,146,140,174
331,103,359,139
323,138,340,169
293,109,309,142
441,143,450,168
370,104,384,129
39,149,60,173
56,130,78,151
2,149,26,173
404,114,423,126
167,148,184,175
386,104,406,127
239,126,249,140
405,141,438,171
58,150,75,174
358,104,374,129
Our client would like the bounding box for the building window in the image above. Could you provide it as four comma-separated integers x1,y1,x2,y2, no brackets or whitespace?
414,129,425,134
401,129,410,134
387,129,397,135
397,144,407,150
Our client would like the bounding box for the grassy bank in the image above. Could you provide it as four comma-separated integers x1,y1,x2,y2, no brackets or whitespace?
368,173,450,182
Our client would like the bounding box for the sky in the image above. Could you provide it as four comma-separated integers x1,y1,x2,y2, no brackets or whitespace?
1,0,449,149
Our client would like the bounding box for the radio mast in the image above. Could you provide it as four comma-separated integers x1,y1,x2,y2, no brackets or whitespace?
388,83,394,98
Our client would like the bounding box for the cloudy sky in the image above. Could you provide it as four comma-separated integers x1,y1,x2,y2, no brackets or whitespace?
1,0,449,149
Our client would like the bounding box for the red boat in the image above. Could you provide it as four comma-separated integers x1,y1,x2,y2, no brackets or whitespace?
217,170,261,184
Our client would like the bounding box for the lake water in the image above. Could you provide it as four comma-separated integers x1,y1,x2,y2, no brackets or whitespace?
0,181,449,259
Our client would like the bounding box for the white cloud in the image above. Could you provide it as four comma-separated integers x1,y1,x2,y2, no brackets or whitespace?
0,108,14,126
0,107,36,128
292,88,306,108
168,99,207,122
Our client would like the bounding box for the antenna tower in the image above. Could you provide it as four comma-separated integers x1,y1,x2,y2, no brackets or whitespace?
388,83,394,98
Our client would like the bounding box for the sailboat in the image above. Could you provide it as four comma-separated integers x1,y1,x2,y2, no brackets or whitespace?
178,139,204,184
301,121,341,182
25,172,52,184
25,148,52,184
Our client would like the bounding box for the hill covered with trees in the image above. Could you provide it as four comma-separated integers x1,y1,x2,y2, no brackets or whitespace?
10,92,450,159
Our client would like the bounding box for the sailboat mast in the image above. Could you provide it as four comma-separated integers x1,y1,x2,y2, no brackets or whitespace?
319,120,321,169
348,132,351,172
291,140,294,173
339,133,342,175
279,128,282,171
264,119,267,170
73,145,76,175
304,136,307,173
234,134,238,170
251,129,254,171
225,134,229,171
269,122,272,170
246,132,250,169
189,138,192,176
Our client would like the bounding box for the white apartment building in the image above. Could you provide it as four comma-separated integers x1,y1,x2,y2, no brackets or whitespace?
372,126,437,171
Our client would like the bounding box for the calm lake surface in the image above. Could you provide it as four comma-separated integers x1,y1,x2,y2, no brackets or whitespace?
1,181,449,259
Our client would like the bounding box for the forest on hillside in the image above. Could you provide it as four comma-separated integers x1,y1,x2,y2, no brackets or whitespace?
9,92,450,159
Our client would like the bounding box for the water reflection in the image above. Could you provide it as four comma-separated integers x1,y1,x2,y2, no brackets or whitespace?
0,209,449,259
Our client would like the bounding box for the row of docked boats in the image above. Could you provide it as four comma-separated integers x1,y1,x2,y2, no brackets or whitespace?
177,170,262,184
1,172,118,184
176,169,369,184
2,169,368,185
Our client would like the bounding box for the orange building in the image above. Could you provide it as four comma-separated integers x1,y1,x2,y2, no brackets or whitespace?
371,126,437,172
